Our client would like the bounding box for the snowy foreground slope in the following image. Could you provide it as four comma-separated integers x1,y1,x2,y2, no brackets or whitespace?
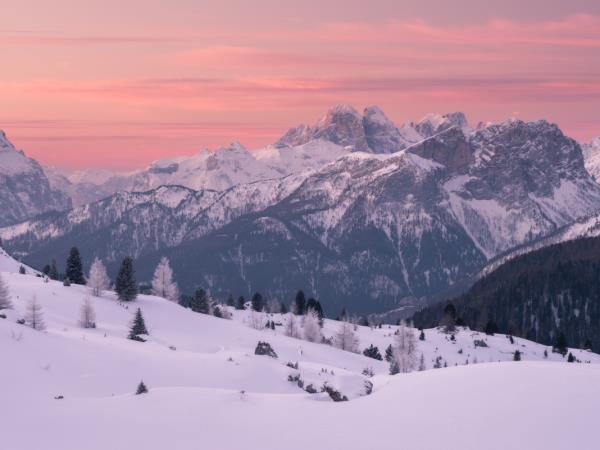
1,271,599,450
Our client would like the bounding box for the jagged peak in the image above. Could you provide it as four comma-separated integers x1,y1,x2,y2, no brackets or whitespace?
363,105,394,126
324,103,361,118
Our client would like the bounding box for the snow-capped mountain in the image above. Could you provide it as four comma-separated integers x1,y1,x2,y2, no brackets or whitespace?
583,136,600,181
2,112,598,314
0,131,71,227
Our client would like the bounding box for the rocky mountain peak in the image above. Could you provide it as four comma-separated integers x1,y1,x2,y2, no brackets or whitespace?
415,112,471,138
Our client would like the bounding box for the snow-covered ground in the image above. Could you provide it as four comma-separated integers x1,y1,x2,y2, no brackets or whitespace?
1,259,599,449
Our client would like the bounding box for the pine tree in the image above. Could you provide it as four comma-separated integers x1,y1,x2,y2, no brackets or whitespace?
236,296,246,310
484,320,499,336
553,332,568,356
306,298,324,320
583,339,593,352
513,350,521,361
363,344,383,361
128,308,148,340
302,308,322,343
389,359,400,375
48,259,59,280
151,257,179,302
136,381,148,395
226,294,235,307
294,290,306,315
0,273,13,310
42,264,51,276
567,352,576,363
251,292,264,312
79,296,96,328
385,344,394,362
440,303,457,332
24,295,46,331
19,265,26,275
115,257,138,302
87,257,110,297
419,329,425,341
190,288,211,314
65,247,85,284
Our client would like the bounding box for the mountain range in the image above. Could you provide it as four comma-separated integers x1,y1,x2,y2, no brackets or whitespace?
1,105,599,314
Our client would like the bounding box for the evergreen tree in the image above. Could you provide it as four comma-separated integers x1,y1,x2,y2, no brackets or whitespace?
0,273,13,310
236,295,246,310
48,259,59,280
115,257,138,302
190,288,211,314
294,290,306,315
24,295,46,331
136,381,148,395
63,277,71,286
513,350,521,361
385,344,394,362
65,247,85,284
42,264,51,276
440,303,457,332
280,302,289,314
553,332,568,356
419,329,425,341
87,257,110,296
363,344,383,361
128,308,148,340
484,320,499,336
583,339,593,352
567,352,576,363
251,292,264,312
18,265,26,275
389,359,400,375
418,353,426,371
151,257,179,302
306,297,324,319
226,294,235,307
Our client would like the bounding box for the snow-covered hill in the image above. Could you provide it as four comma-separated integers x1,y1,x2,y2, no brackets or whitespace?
1,271,599,450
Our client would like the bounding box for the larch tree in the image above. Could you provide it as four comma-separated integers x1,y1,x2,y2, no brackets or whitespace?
79,296,96,328
294,290,306,315
65,247,85,285
303,308,322,343
115,257,138,302
151,257,179,302
333,320,359,353
88,257,110,297
24,295,46,331
0,273,13,310
392,321,418,373
284,313,301,338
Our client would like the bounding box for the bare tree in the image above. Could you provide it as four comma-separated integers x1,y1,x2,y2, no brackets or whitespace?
333,320,359,353
284,313,301,338
24,295,46,331
392,321,418,373
303,308,322,343
87,257,110,297
151,257,179,302
79,296,96,328
0,273,13,310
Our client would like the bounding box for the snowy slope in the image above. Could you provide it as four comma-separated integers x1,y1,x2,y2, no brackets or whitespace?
1,271,599,450
0,247,36,274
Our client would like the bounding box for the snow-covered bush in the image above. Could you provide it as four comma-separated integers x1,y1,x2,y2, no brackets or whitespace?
255,341,278,358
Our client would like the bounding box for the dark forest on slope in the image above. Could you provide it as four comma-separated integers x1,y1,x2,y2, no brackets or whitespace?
412,236,600,352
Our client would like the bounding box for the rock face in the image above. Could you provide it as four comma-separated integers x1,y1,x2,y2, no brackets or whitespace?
582,136,600,181
0,131,71,227
2,110,599,315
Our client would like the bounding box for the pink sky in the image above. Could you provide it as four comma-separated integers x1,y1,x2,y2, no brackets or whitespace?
1,0,599,169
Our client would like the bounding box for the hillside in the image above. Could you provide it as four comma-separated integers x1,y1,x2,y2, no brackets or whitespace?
413,236,600,351
0,269,598,450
